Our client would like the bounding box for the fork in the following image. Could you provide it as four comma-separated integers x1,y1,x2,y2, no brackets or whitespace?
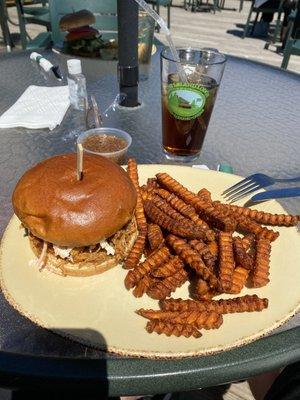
222,173,300,202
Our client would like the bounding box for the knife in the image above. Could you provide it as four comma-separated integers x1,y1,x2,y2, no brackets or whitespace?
250,187,300,202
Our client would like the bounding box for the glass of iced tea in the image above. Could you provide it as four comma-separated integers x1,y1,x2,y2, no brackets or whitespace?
161,48,226,161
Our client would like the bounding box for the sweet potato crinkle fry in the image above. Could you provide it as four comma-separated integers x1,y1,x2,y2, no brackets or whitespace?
252,238,272,288
144,200,208,240
218,232,235,292
151,256,184,278
124,232,146,270
227,235,254,293
154,188,214,240
127,158,147,234
137,309,223,329
147,223,164,250
225,203,299,227
124,246,170,289
160,295,268,314
147,267,188,300
236,215,279,242
189,239,217,269
132,275,154,298
228,266,249,294
127,158,139,188
167,234,218,289
233,236,254,270
197,188,212,203
156,173,236,232
122,165,297,339
143,191,186,222
146,320,202,338
208,240,218,257
194,278,210,296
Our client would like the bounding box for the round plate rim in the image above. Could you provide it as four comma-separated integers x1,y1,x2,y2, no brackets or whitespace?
1,165,299,359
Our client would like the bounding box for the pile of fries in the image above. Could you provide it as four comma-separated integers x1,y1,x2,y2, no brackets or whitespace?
124,159,299,339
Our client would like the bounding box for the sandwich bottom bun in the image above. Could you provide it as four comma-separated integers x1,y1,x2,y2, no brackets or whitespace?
29,218,137,277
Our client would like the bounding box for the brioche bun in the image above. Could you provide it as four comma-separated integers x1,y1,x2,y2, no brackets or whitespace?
59,9,96,31
12,153,137,247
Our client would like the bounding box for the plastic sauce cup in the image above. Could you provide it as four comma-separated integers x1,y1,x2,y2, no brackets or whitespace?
77,128,132,165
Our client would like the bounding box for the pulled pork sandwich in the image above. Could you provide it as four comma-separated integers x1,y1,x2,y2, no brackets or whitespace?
12,153,137,277
59,9,104,57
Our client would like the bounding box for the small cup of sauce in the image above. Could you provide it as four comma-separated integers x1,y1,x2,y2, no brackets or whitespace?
77,128,132,164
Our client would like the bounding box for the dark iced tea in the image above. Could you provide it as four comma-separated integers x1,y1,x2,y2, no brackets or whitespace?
162,73,219,157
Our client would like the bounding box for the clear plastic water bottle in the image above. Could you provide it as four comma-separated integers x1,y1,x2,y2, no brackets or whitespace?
67,59,87,111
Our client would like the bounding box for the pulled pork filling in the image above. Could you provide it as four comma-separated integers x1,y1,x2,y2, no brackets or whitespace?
27,217,137,267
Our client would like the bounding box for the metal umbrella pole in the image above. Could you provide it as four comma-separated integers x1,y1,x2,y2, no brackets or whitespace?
117,0,139,107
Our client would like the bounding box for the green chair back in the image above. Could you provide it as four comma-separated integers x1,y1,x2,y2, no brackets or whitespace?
49,0,118,44
281,7,300,69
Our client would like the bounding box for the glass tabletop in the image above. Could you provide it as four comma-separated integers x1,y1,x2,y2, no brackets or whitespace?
0,48,299,394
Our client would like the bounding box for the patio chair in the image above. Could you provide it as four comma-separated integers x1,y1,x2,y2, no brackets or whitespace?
184,0,219,13
281,8,300,68
0,0,14,51
242,0,284,43
147,0,172,29
15,0,51,49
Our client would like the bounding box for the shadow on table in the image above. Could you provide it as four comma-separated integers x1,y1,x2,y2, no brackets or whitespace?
168,384,230,400
2,328,114,400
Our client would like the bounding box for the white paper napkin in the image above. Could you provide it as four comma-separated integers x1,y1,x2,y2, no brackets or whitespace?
0,85,70,131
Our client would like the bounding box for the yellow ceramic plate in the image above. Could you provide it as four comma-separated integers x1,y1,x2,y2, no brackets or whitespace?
1,165,300,358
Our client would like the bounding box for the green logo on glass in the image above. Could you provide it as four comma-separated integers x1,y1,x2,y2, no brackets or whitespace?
167,82,209,121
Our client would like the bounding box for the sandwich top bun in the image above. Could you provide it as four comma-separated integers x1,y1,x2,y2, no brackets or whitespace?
12,153,137,247
59,9,96,32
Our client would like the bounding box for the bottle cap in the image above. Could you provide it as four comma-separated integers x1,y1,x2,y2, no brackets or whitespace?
67,59,82,74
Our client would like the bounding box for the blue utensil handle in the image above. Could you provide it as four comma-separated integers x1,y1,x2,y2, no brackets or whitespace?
276,176,300,182
251,187,300,202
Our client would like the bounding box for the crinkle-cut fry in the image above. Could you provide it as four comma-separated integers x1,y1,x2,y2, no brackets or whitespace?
208,241,218,257
144,200,208,240
197,188,212,203
132,275,154,298
160,298,201,312
222,203,299,227
195,278,210,296
167,234,218,289
147,267,188,300
241,234,255,251
146,177,160,189
196,291,217,300
124,232,146,270
143,191,186,222
134,196,148,234
218,232,235,292
227,234,254,293
147,223,164,250
156,173,236,232
160,295,268,314
227,266,249,294
127,158,147,234
233,236,254,270
151,256,184,278
154,188,214,241
124,246,170,289
137,309,223,330
236,215,279,242
252,238,271,288
146,320,202,338
189,239,217,270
